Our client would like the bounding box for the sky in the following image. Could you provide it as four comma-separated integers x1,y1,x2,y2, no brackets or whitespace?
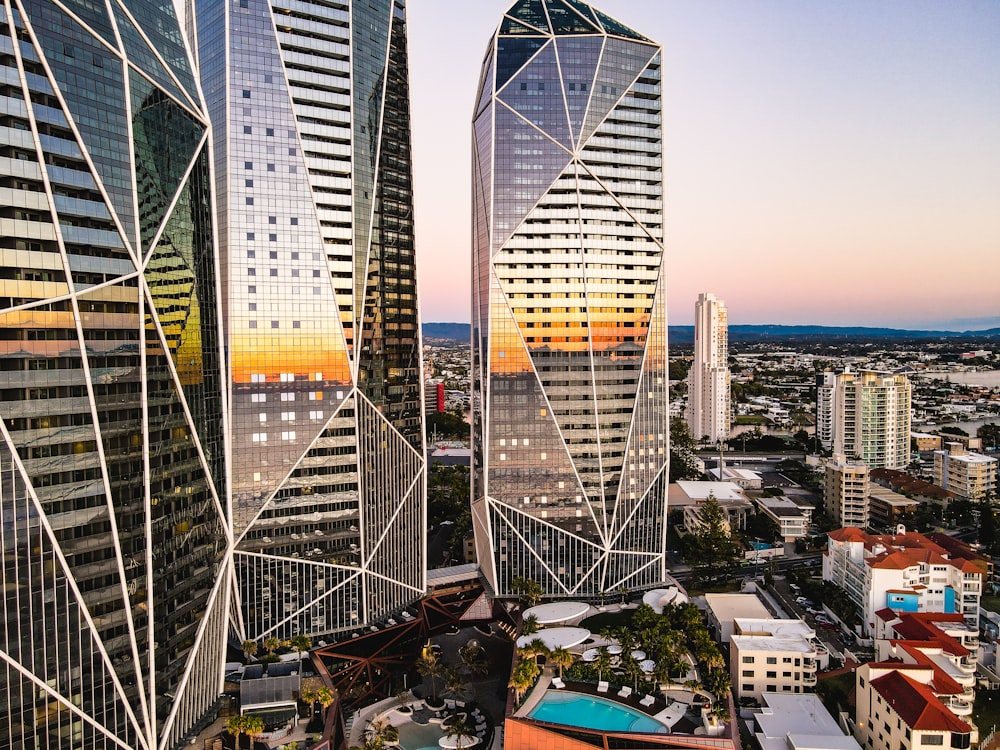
406,0,1000,330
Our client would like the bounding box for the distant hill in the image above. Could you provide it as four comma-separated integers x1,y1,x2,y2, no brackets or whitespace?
423,322,1000,344
423,323,469,341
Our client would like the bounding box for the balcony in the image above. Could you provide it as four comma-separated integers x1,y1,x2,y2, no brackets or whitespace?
803,658,817,672
946,697,973,716
802,673,817,686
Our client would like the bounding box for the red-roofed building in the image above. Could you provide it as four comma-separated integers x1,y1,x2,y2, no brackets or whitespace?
824,528,984,636
855,663,974,750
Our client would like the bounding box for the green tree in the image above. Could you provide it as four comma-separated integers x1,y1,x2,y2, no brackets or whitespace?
521,614,539,636
262,637,280,656
243,715,265,747
978,423,1000,450
518,638,549,665
363,717,398,750
979,496,998,554
669,418,703,482
315,686,335,719
241,640,258,661
549,647,573,678
416,651,445,703
289,634,312,681
442,713,479,750
226,715,246,748
685,495,743,585
510,576,543,607
459,643,489,679
509,658,540,703
592,646,612,683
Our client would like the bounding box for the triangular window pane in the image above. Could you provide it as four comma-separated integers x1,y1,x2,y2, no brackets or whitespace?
130,69,205,255
580,38,657,145
56,0,116,46
497,42,572,149
543,0,599,34
560,0,600,26
113,1,191,106
112,0,200,101
506,0,549,33
495,36,547,91
500,15,543,35
492,104,573,247
593,7,652,41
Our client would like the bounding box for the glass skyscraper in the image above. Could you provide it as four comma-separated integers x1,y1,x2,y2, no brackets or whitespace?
0,0,227,747
196,0,425,641
472,0,668,598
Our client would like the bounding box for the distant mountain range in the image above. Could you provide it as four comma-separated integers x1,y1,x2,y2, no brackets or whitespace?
423,322,1000,343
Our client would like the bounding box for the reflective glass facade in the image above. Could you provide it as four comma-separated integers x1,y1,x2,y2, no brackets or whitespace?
0,0,227,747
472,0,668,598
196,0,425,641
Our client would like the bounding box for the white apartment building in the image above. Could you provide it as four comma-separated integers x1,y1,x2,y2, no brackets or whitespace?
755,496,811,541
816,369,912,469
825,454,870,528
854,663,973,750
687,293,731,444
824,528,984,635
933,443,997,501
705,594,772,643
730,619,829,702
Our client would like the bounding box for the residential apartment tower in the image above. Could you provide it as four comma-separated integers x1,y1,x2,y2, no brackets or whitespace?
196,0,425,641
686,292,730,444
471,0,668,597
0,1,228,746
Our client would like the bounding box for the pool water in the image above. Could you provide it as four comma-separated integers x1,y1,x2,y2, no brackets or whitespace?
397,721,444,750
528,691,668,734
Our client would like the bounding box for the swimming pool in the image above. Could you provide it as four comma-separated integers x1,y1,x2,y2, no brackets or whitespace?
396,721,444,750
528,691,668,734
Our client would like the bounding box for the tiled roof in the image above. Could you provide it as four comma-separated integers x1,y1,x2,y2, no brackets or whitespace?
870,671,971,733
891,642,965,694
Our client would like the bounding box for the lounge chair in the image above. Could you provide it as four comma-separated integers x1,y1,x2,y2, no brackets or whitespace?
597,681,609,693
445,700,456,710
551,677,565,689
456,700,466,708
617,686,632,698
640,694,656,707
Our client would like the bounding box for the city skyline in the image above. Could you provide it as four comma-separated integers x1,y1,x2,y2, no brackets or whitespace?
409,0,1000,330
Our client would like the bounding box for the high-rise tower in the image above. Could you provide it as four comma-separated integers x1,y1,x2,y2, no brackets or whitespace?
196,0,425,640
686,292,730,444
0,0,228,746
471,0,668,598
817,369,911,469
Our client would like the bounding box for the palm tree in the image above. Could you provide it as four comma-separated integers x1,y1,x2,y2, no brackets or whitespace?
622,654,644,692
592,646,611,683
300,687,317,719
443,712,479,750
442,666,469,703
459,643,489,679
521,614,540,636
549,647,573,679
416,651,445,704
225,715,245,748
262,637,281,656
243,715,265,748
241,640,258,661
518,638,549,666
508,658,539,703
316,686,335,720
364,717,399,749
289,634,312,683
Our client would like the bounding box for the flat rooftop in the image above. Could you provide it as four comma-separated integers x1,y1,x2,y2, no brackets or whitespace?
755,693,861,750
705,593,771,622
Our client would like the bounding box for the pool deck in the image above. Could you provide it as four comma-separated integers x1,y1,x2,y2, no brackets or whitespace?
517,679,701,734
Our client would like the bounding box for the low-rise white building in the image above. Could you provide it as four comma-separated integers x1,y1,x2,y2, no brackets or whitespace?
709,466,763,490
705,593,771,644
755,496,811,541
753,693,861,750
730,619,829,702
671,481,753,533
